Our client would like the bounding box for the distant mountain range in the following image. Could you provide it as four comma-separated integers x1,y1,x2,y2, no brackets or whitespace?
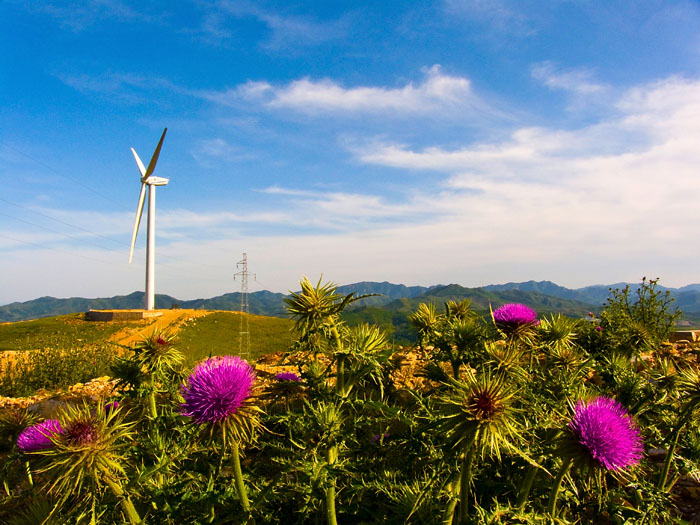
3,279,700,324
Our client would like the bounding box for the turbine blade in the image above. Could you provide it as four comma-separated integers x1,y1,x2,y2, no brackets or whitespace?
129,182,147,264
144,128,167,178
131,148,147,177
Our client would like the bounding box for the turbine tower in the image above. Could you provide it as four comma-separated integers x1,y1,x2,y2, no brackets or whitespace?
128,128,169,311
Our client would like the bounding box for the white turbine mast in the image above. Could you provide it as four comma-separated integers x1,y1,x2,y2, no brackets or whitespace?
128,128,169,311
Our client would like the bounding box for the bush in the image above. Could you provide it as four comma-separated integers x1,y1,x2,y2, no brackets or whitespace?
580,277,682,358
0,343,117,397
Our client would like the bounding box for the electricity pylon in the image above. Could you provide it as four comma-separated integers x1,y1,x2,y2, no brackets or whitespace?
233,253,255,359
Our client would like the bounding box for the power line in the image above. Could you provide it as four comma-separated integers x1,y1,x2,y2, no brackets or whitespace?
0,197,125,247
0,211,125,254
0,140,122,205
1,196,233,273
0,233,126,268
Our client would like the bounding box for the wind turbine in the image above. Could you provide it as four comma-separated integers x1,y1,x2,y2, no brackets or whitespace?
128,128,169,311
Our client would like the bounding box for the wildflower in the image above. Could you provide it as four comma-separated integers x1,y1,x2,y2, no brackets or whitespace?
595,326,602,332
438,370,521,523
548,397,643,516
17,419,62,452
105,401,120,413
439,370,520,457
64,420,98,446
569,397,642,471
492,303,539,328
371,432,390,443
33,403,140,524
275,372,301,382
181,355,256,424
181,356,261,513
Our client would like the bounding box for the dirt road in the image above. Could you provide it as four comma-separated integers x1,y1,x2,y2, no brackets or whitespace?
107,309,210,347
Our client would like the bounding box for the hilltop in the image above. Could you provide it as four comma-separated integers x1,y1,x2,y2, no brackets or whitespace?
4,280,699,338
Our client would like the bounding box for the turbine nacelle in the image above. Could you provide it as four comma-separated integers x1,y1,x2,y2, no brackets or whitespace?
142,175,169,186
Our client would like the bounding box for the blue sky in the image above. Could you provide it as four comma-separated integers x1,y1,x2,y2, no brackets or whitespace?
2,0,700,304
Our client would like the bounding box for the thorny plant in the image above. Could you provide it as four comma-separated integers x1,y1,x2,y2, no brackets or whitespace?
0,276,698,524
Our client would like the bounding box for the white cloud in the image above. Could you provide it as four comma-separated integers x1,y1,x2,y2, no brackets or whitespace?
531,61,607,95
259,186,420,223
346,76,700,280
210,1,350,50
201,65,486,117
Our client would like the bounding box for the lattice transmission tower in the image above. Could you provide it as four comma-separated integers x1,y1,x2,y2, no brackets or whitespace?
233,253,255,359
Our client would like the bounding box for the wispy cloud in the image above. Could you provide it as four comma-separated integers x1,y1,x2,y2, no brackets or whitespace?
531,61,607,95
442,0,536,37
190,138,256,167
26,0,151,31
259,186,421,224
58,72,184,104
201,65,489,118
200,1,350,50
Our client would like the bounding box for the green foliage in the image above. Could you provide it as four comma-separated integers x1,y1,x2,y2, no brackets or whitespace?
410,299,489,377
597,277,682,355
31,402,139,522
0,343,117,397
3,276,700,524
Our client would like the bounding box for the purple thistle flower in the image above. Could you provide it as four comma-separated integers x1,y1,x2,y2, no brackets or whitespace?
275,372,301,382
492,303,539,328
65,421,99,446
105,401,120,413
569,397,643,471
595,326,602,332
181,355,255,424
17,419,62,452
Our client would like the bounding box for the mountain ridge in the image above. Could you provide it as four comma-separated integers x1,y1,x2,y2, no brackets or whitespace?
3,279,699,323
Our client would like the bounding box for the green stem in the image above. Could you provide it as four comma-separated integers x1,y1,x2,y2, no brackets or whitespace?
331,326,346,397
516,465,539,509
147,377,158,419
104,477,141,524
458,446,476,524
232,441,251,512
441,476,460,525
547,458,573,517
336,355,346,396
325,445,338,525
451,359,460,379
325,485,338,525
658,407,694,490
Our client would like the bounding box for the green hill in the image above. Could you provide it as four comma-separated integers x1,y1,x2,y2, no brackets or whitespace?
343,284,598,344
0,311,294,361
176,311,294,365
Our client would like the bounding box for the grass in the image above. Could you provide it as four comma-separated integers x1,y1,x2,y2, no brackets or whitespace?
0,310,295,397
0,343,118,397
0,314,133,351
168,311,295,365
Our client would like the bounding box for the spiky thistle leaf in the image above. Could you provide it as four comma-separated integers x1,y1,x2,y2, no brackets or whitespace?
436,369,521,460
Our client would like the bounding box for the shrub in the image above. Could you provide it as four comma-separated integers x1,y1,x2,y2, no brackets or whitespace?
586,277,682,357
0,343,117,397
